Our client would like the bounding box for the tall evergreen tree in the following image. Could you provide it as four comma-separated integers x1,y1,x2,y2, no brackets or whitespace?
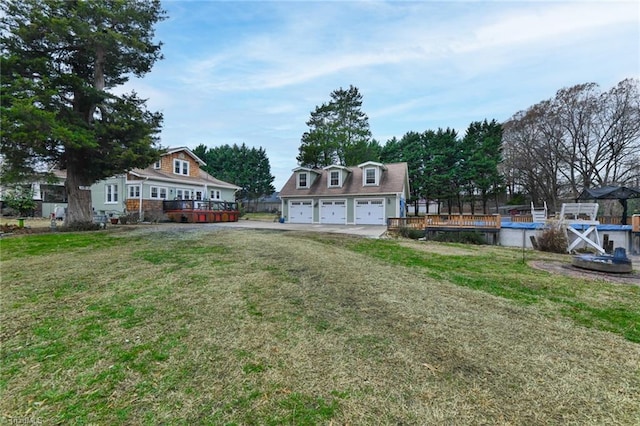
195,143,275,204
461,120,504,213
297,85,372,167
0,0,165,225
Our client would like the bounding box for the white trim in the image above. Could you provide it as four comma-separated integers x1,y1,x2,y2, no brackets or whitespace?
105,184,118,204
355,197,385,225
320,198,347,225
297,172,309,189
363,167,379,186
288,199,313,223
150,186,168,199
173,159,189,176
328,170,342,188
128,184,141,198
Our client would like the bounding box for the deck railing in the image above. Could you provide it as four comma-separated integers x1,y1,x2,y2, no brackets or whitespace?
387,217,425,230
388,214,501,230
163,200,238,212
425,214,501,229
389,214,635,231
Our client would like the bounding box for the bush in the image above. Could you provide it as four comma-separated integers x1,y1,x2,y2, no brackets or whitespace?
432,230,486,245
143,210,166,223
536,222,568,254
3,187,36,216
398,227,424,240
119,211,139,225
60,221,101,232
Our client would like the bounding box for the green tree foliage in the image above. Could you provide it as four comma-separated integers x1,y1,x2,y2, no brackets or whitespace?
460,119,504,214
424,128,461,214
193,143,275,205
381,128,461,215
297,85,374,167
0,0,165,225
2,186,37,216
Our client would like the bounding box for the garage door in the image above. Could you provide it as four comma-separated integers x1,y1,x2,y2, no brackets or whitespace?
289,200,313,223
355,199,385,225
320,200,346,224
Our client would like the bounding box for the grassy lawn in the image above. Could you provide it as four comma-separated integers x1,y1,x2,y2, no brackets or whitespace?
1,227,639,424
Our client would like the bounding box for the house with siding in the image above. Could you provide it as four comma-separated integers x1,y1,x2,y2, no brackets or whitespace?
279,161,409,225
20,147,239,221
92,147,240,220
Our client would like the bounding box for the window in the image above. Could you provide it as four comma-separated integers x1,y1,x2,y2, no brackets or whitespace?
128,185,140,198
151,186,168,199
176,189,192,200
364,168,377,185
329,170,340,187
298,172,308,188
105,184,118,204
173,159,189,175
210,190,221,200
153,159,161,169
195,191,203,200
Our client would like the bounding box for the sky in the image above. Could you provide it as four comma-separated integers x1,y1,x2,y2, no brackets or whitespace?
122,0,640,191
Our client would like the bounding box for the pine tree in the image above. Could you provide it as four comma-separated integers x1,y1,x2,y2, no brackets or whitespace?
1,0,165,225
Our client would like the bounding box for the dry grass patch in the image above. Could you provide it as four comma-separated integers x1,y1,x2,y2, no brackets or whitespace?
1,228,639,424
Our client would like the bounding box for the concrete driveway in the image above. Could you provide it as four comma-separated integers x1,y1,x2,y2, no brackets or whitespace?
208,220,388,238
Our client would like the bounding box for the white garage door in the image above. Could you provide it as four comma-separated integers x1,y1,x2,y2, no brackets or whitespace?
355,199,385,225
289,200,313,223
320,200,346,224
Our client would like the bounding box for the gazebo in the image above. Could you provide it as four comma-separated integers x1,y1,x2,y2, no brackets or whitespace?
577,186,640,225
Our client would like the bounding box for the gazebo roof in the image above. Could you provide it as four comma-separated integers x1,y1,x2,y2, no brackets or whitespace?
577,186,640,200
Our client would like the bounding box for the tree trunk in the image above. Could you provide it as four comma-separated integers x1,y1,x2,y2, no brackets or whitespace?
64,166,93,225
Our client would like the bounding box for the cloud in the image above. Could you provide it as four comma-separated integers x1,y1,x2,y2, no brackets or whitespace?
126,0,638,190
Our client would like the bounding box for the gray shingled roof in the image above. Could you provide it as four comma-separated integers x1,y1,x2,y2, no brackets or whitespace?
130,166,240,190
280,162,409,197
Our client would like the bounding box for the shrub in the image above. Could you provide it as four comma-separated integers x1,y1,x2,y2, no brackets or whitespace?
3,187,36,216
60,221,101,232
398,226,424,240
119,211,139,225
432,230,486,245
143,210,166,223
536,222,568,254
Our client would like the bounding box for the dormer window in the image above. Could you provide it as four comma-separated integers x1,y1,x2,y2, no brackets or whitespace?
298,172,308,188
364,167,378,185
329,170,341,187
174,159,189,176
153,159,161,169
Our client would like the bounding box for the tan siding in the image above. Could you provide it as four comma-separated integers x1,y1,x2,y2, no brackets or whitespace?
161,152,200,177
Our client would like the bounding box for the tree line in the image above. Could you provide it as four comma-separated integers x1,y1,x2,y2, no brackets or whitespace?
298,81,639,215
501,78,640,213
193,144,275,207
297,86,504,214
1,0,637,225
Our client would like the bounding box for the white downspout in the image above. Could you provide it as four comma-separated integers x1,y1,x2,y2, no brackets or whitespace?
139,177,148,220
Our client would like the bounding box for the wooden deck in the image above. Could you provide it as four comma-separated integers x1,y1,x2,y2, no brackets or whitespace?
388,214,636,230
388,214,501,231
163,200,240,223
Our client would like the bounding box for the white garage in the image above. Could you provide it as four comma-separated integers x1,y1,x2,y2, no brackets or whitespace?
288,200,313,223
320,200,346,224
355,199,385,225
